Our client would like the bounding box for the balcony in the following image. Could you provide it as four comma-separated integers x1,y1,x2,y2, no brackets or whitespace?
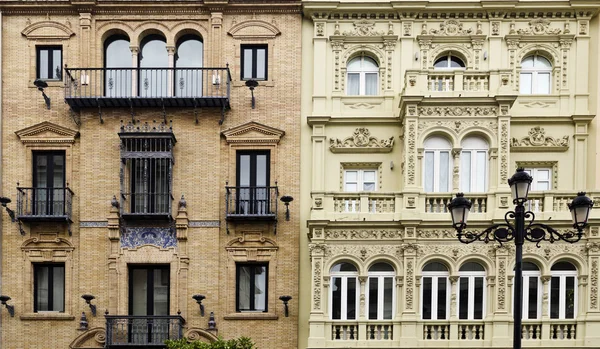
105,315,185,348
402,69,513,97
16,187,73,222
64,67,231,111
225,186,279,221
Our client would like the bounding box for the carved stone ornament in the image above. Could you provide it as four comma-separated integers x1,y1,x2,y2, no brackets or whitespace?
429,19,473,36
222,121,285,145
511,126,569,152
517,19,562,36
342,20,386,36
15,121,79,144
329,128,394,153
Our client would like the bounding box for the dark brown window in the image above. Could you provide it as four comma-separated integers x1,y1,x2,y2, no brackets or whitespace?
34,263,65,312
241,45,268,81
236,263,268,312
36,46,62,80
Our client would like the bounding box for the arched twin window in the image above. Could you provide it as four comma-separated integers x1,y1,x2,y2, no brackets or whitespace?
367,263,395,320
421,262,449,320
460,137,488,192
104,33,203,98
434,52,466,69
423,136,452,193
458,262,485,320
347,55,379,96
520,54,552,94
550,261,577,319
330,262,359,320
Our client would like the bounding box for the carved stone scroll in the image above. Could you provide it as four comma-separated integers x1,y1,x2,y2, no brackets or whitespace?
510,126,569,152
329,128,394,153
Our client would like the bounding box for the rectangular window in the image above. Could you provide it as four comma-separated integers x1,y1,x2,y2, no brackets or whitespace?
34,263,65,312
523,168,551,191
236,263,268,312
37,46,62,80
458,276,484,320
33,151,66,216
344,169,376,192
424,150,451,192
331,276,358,320
241,45,268,81
550,275,577,319
236,151,271,215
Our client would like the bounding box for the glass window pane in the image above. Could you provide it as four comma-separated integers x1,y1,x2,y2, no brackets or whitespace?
422,277,432,319
53,266,65,312
256,155,267,187
254,266,267,311
243,49,253,80
347,278,356,320
132,269,148,315
365,73,378,95
332,277,341,319
383,277,393,319
256,49,266,80
368,278,378,320
153,269,169,315
36,266,49,311
439,151,450,192
363,183,375,191
475,151,486,192
566,277,575,319
345,183,357,192
537,73,551,94
424,262,448,272
437,278,447,319
424,152,434,192
527,276,538,319
459,277,469,319
347,73,360,95
550,276,560,319
520,73,532,94
461,151,472,192
40,50,49,79
52,50,62,79
474,277,484,319
434,57,447,68
363,171,376,182
450,56,464,68
345,171,357,182
522,57,534,68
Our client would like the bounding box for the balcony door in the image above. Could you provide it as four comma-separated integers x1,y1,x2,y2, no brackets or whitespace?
236,151,270,215
129,266,170,345
33,151,65,216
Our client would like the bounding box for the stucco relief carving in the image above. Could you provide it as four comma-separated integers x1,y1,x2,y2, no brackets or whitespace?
500,121,509,182
417,229,455,239
326,245,402,262
417,119,498,138
418,243,491,262
324,229,402,240
406,260,414,310
523,243,586,261
315,22,324,37
407,121,417,185
510,126,569,152
429,19,473,36
517,19,562,35
591,258,598,310
329,128,394,153
342,20,386,36
314,260,322,310
497,260,506,310
418,106,497,117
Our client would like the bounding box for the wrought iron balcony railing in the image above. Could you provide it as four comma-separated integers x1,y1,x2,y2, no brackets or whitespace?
105,315,185,347
64,67,231,111
16,187,73,222
225,186,278,220
120,192,173,220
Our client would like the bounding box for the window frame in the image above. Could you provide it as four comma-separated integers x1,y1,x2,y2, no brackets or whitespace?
330,264,360,320
423,137,453,193
457,267,486,320
433,52,466,70
512,265,542,320
550,268,578,319
236,263,269,312
421,269,450,320
36,46,63,81
460,138,489,193
241,44,268,81
523,168,552,191
33,263,65,313
366,265,395,320
346,55,379,96
519,54,552,95
343,169,377,192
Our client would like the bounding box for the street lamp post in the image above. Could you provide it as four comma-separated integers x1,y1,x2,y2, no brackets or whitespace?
448,168,593,349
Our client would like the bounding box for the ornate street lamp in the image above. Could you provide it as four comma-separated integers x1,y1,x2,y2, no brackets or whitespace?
448,168,593,349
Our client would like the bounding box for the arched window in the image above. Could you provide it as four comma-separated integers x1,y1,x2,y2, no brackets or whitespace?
422,262,449,320
460,137,488,192
367,262,395,320
330,262,359,320
104,35,132,97
423,136,452,193
520,55,552,94
458,262,485,320
514,262,542,320
550,262,577,319
139,34,168,97
434,52,466,69
175,35,203,97
347,55,379,96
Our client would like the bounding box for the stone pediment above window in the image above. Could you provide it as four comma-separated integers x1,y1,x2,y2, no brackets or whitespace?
226,231,278,262
21,20,75,40
329,127,394,153
330,20,398,44
15,121,79,145
21,233,74,254
511,126,569,152
228,20,281,39
222,121,284,145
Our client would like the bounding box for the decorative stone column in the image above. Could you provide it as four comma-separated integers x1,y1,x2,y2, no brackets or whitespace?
176,195,189,316
130,46,139,96
79,13,92,68
107,197,120,315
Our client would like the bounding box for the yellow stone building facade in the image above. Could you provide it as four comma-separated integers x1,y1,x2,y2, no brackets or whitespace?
0,1,301,348
299,1,600,348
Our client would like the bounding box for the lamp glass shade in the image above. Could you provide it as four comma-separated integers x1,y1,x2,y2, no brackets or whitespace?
508,168,533,202
448,193,472,230
569,192,593,228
